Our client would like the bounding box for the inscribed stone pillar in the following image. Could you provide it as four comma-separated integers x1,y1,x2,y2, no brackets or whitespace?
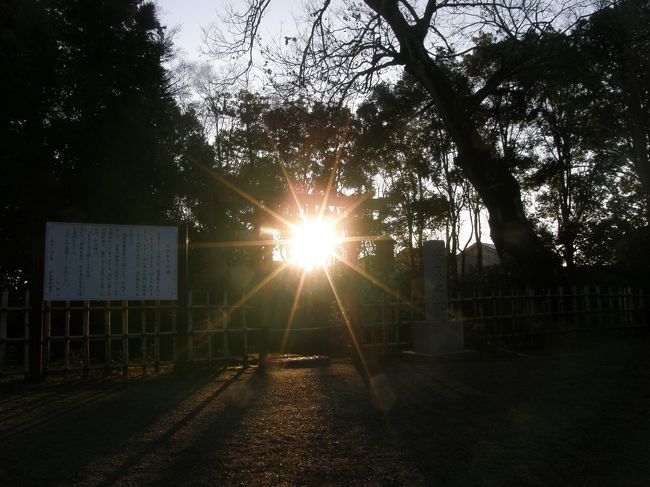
423,240,447,322
412,240,464,354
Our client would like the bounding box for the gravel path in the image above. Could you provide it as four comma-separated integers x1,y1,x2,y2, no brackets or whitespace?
1,332,650,486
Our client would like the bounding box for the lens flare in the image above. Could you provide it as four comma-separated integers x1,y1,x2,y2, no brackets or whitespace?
287,218,340,271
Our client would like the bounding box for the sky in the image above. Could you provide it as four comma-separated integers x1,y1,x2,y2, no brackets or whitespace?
153,0,493,248
155,0,218,60
154,0,297,62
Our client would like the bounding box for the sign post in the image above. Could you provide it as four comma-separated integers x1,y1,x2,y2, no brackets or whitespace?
175,225,189,372
29,223,46,382
39,222,179,377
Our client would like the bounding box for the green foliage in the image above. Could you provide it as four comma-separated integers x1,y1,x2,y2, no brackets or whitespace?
459,13,649,271
0,0,214,285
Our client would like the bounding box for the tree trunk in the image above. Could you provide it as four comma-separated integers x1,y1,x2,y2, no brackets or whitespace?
368,1,558,280
473,198,483,272
411,60,555,278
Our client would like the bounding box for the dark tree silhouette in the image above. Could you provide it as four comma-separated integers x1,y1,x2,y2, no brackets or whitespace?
0,0,212,286
575,0,650,223
205,0,597,279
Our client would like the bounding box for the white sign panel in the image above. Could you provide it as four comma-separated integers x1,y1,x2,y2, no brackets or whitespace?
44,222,178,301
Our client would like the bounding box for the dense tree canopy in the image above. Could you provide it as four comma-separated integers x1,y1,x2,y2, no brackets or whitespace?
2,0,649,289
0,0,213,286
197,0,649,282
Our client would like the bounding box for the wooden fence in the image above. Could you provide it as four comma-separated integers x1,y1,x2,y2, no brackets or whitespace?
0,290,30,376
0,290,253,376
358,296,418,352
2,285,648,376
187,290,252,365
355,286,649,351
42,299,177,375
449,286,649,345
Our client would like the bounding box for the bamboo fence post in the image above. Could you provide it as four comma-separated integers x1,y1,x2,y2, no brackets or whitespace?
616,287,623,327
83,300,90,377
540,287,546,333
223,290,230,364
557,286,563,332
595,286,603,329
607,286,614,328
495,288,502,338
393,293,400,347
104,300,111,375
0,290,6,371
486,289,492,337
612,287,625,328
172,298,178,363
24,291,31,376
121,300,129,376
468,289,475,324
570,285,578,330
154,301,161,373
43,300,51,373
474,289,480,340
206,291,213,362
381,290,388,354
628,287,634,326
468,289,475,338
64,301,71,372
583,285,591,332
526,287,534,336
242,287,248,366
141,301,148,374
187,290,194,363
510,287,516,337
640,288,647,327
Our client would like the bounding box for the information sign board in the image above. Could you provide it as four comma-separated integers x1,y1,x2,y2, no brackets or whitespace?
44,222,178,301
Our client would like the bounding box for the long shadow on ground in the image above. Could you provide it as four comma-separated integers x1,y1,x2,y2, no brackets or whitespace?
2,333,649,486
378,333,650,486
0,368,243,486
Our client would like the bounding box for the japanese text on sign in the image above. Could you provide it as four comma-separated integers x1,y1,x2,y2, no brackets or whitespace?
44,222,178,300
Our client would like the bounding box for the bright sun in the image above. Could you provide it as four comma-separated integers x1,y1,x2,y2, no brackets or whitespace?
287,218,340,271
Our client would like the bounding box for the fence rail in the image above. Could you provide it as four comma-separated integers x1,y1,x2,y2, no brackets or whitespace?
0,289,30,376
42,299,177,375
187,290,253,365
449,286,649,343
2,285,648,376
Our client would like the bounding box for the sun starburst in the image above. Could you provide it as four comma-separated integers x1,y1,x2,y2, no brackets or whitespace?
285,218,341,271
187,126,407,381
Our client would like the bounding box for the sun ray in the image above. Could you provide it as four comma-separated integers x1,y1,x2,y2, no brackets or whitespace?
319,162,338,220
264,120,305,217
323,267,371,380
188,234,390,250
190,158,294,229
318,141,343,221
338,235,394,243
214,261,290,329
188,122,413,371
332,252,423,316
280,269,307,354
331,192,374,228
277,156,304,217
189,239,277,249
317,111,351,221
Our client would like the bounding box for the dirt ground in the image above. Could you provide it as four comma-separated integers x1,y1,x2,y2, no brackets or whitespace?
1,331,650,486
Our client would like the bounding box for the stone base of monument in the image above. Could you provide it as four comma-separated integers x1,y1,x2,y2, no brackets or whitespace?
411,319,465,355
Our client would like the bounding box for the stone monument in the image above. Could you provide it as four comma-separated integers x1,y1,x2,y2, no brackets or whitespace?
412,240,464,355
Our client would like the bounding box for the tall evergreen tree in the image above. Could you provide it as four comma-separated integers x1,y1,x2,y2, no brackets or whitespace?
0,0,213,286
